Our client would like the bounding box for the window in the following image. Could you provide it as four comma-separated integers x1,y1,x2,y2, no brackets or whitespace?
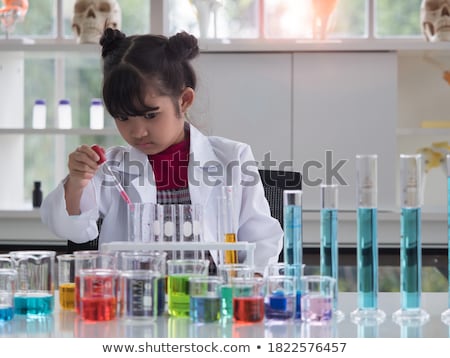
0,0,435,208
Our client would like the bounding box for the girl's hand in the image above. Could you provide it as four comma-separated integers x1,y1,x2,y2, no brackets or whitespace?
65,144,101,191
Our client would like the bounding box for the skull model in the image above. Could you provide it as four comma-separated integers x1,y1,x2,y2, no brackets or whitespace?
421,0,450,42
72,0,122,44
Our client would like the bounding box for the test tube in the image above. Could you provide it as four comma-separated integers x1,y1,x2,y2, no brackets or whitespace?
283,190,302,266
320,184,343,321
220,186,237,264
393,154,429,325
442,153,450,325
351,154,385,324
91,145,134,209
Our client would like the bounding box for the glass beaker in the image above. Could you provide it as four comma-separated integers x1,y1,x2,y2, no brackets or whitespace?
0,268,17,321
217,263,254,319
266,263,304,320
166,259,209,317
9,250,56,316
120,269,161,320
300,275,335,324
79,268,119,321
265,275,296,323
189,276,222,323
119,251,167,316
232,276,265,323
74,251,117,314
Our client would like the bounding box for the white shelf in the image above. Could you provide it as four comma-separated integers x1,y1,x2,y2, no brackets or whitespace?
0,128,119,135
1,38,450,54
397,128,450,136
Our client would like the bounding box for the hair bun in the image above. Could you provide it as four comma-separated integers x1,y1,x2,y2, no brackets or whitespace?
166,31,199,61
100,28,126,58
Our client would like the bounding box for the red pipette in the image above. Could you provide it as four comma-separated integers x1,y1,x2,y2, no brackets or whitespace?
91,145,134,208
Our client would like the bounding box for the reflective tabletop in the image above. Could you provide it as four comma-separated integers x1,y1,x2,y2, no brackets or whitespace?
0,292,449,338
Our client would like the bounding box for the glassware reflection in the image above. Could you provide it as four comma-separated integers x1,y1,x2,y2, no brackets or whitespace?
168,317,190,338
399,323,423,338
232,321,265,338
301,321,337,338
74,316,120,338
118,319,158,338
14,315,54,337
0,320,13,336
265,322,298,338
356,323,379,338
59,310,76,337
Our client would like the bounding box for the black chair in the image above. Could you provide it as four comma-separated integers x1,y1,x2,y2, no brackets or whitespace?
258,169,302,262
67,219,101,252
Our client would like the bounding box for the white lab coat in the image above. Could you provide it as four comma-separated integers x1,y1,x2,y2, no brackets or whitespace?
40,123,283,273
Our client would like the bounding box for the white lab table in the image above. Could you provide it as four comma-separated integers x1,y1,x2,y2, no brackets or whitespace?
0,292,449,338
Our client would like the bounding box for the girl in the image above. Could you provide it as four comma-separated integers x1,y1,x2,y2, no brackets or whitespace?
40,28,282,274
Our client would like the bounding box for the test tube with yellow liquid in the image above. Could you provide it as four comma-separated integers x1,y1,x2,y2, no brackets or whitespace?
221,186,238,264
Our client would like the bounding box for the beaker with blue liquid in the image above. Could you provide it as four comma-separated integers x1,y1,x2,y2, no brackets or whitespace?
9,250,56,316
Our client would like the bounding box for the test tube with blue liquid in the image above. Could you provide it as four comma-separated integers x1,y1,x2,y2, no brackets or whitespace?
283,190,302,266
320,184,344,322
442,153,450,325
393,154,429,325
350,154,385,324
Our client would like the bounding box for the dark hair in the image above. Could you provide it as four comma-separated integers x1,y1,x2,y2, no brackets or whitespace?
99,28,200,118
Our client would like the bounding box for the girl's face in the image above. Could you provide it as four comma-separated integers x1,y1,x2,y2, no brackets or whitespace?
114,88,194,155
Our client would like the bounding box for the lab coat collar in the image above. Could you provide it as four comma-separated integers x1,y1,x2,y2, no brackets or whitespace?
118,123,220,205
188,123,220,217
188,123,219,167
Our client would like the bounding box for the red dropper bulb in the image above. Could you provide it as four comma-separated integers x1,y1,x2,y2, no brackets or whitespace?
91,144,107,164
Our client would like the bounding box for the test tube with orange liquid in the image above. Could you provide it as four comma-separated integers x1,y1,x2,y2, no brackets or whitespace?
220,186,237,264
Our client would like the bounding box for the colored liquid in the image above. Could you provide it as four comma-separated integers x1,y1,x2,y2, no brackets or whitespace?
320,208,338,310
283,205,302,265
59,282,75,310
224,233,237,264
122,276,157,318
80,296,117,321
356,208,378,309
295,290,301,319
233,296,264,323
167,275,190,317
190,296,221,322
221,285,233,318
75,275,81,313
301,294,332,322
265,292,295,320
14,293,54,316
0,305,14,321
156,277,165,316
400,207,421,309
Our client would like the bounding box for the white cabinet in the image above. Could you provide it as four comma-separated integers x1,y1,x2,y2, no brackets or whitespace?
292,52,398,211
192,53,292,164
